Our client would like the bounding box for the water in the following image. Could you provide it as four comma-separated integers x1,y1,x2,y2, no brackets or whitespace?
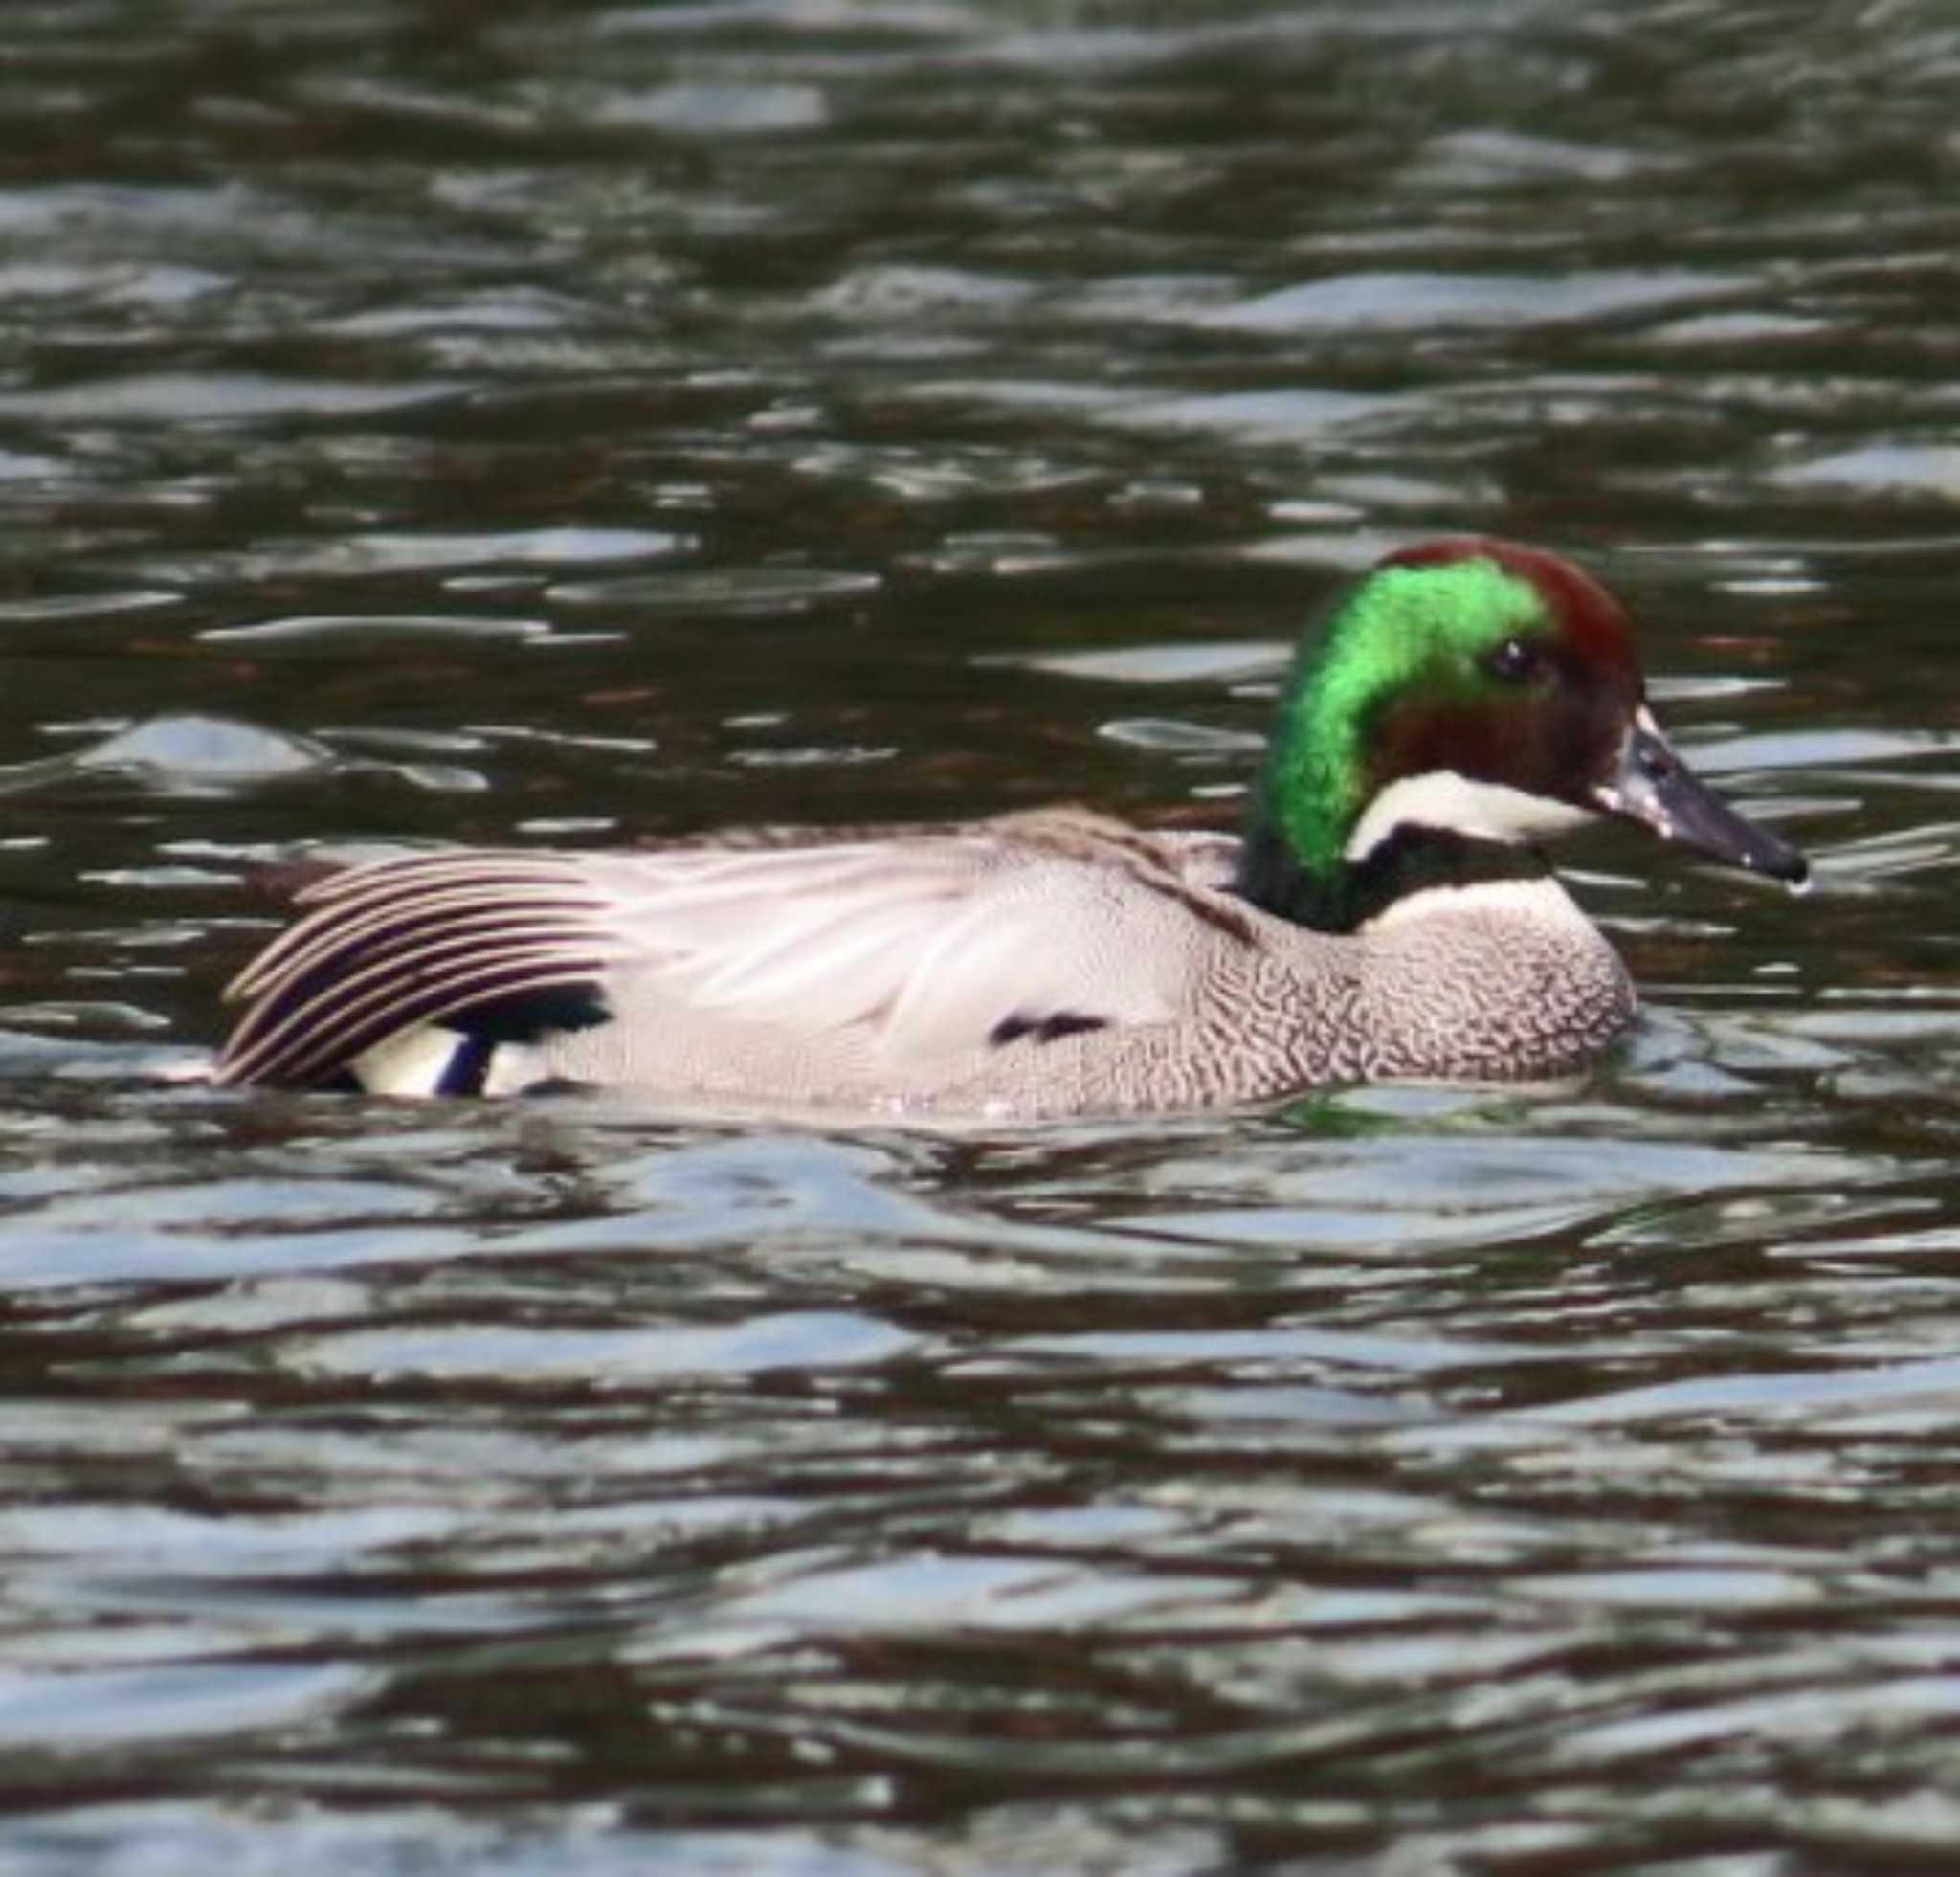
3,0,1960,1866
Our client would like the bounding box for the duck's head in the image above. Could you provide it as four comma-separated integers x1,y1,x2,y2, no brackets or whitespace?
1239,537,1807,932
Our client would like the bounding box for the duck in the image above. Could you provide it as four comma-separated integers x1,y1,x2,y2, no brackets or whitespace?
212,537,1807,1118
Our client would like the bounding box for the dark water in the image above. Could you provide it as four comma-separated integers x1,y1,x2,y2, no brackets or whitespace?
4,0,1960,1867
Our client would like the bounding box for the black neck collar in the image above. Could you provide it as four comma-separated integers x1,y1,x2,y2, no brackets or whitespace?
1234,819,1546,934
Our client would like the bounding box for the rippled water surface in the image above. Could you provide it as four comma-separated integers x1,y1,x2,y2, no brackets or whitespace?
6,0,1960,1867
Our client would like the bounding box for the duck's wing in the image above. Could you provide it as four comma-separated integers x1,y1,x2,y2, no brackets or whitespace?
212,812,1258,1090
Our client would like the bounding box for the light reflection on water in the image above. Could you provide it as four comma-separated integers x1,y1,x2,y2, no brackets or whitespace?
2,0,1960,1869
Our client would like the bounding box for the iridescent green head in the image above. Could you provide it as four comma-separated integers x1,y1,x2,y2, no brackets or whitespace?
1238,538,1806,931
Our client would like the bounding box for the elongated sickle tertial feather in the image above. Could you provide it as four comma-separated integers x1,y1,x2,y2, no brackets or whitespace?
215,854,636,1089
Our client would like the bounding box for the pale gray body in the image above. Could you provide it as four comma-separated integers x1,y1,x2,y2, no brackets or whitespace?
214,807,1637,1118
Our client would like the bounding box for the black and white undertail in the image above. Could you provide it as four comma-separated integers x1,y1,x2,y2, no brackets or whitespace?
214,852,632,1090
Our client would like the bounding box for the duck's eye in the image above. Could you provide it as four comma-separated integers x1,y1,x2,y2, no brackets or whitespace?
1485,637,1541,683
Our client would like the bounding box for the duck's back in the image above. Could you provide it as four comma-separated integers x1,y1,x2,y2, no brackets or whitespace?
217,810,1244,1106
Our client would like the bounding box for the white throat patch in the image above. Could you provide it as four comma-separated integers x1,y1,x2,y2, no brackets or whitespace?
1344,770,1596,863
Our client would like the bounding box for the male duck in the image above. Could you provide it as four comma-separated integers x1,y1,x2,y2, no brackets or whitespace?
213,538,1805,1117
